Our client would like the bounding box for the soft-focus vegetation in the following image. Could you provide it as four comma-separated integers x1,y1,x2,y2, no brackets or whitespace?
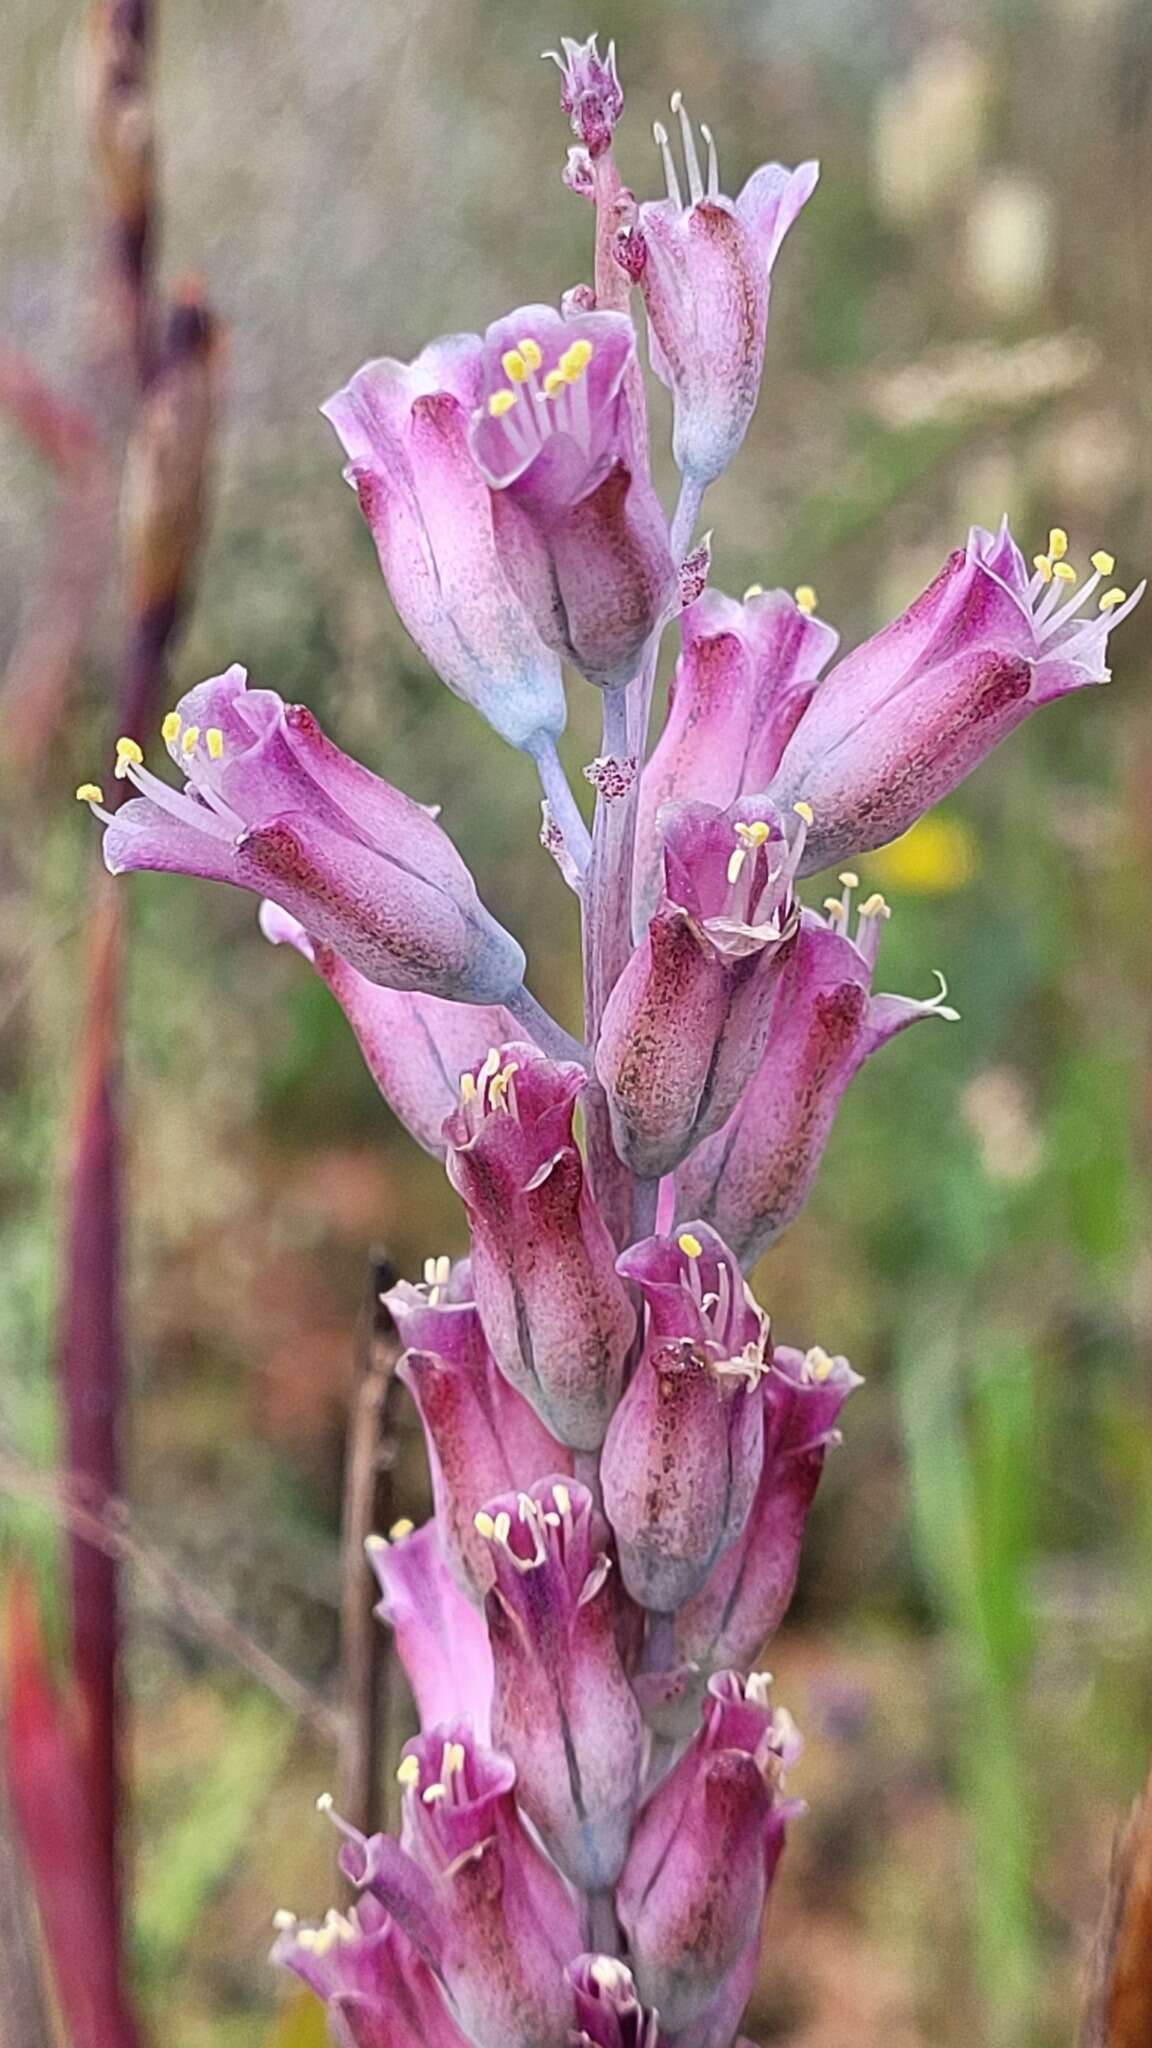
2,0,1151,2041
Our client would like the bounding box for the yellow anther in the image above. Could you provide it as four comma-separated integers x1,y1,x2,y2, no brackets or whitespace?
443,1741,466,1775
1048,527,1068,560
364,1532,386,1553
460,1072,478,1103
396,1754,421,1787
488,388,518,418
206,727,225,760
474,1510,496,1540
794,585,817,614
838,870,859,888
542,368,566,397
517,337,543,371
806,1345,834,1382
859,892,889,917
726,847,748,886
1100,587,1127,611
1091,550,1115,577
272,1909,298,1931
389,1517,414,1540
559,339,593,382
493,1510,511,1545
114,736,143,778
502,347,530,383
552,1482,571,1516
735,819,771,848
678,1231,703,1258
793,800,814,827
181,725,200,756
1032,554,1053,583
823,898,846,920
743,583,764,600
161,710,182,745
75,783,104,805
421,1782,447,1805
1053,562,1077,584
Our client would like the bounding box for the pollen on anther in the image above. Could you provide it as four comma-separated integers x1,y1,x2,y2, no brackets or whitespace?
1048,527,1069,561
1091,550,1116,576
1053,562,1077,584
859,892,889,917
559,338,593,382
161,711,182,745
793,800,814,826
389,1517,414,1540
517,338,543,371
474,1510,496,1540
823,897,845,919
543,368,566,397
794,585,817,614
114,736,143,777
1100,587,1128,611
743,583,764,600
839,871,859,888
488,389,517,418
502,347,530,384
396,1754,421,1787
1032,554,1053,583
206,726,225,759
181,725,201,756
552,1482,571,1516
76,782,105,805
678,1231,703,1258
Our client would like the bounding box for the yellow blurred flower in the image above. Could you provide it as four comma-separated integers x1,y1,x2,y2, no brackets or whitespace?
866,812,978,894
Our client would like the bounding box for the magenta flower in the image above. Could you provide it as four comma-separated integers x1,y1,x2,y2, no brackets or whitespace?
272,1895,468,2048
259,904,518,1155
634,585,839,925
678,1343,861,1673
367,1521,493,1743
677,892,958,1264
770,522,1146,873
616,96,818,487
545,33,623,159
568,1955,663,2048
444,1045,635,1451
617,1671,801,2031
476,1477,645,1891
322,338,567,755
601,1224,769,1612
469,305,676,690
342,1723,583,2048
88,666,526,1002
596,797,803,1178
386,1268,571,1602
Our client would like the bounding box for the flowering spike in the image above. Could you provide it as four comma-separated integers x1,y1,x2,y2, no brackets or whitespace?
544,33,624,159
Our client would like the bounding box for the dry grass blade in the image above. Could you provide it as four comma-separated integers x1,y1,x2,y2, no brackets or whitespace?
1080,1761,1152,2048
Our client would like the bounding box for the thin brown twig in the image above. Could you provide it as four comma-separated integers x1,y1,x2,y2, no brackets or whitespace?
0,1442,342,1746
337,1252,401,1838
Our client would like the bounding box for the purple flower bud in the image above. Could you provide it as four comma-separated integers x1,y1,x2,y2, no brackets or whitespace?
770,521,1146,873
568,1955,663,2048
545,34,624,160
91,666,526,1003
625,97,818,486
469,306,677,691
677,899,958,1263
476,1477,645,1890
634,587,839,925
386,1271,572,1601
445,1045,635,1450
596,799,802,1177
678,1343,862,1671
368,1521,494,1742
260,904,518,1155
322,340,567,753
272,1895,468,2048
601,1224,769,1611
617,1672,801,2032
345,1723,583,2048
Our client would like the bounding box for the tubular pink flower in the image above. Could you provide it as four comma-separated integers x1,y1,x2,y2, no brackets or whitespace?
476,1477,645,1891
677,895,958,1264
469,305,676,691
770,521,1146,873
601,1224,769,1613
545,34,624,159
596,797,803,1178
259,904,519,1155
634,586,839,926
386,1269,572,1602
367,1521,494,1743
342,1723,583,2048
444,1045,635,1451
322,338,567,754
91,666,526,1002
617,97,818,486
677,1343,862,1673
272,1895,468,2048
617,1671,801,2032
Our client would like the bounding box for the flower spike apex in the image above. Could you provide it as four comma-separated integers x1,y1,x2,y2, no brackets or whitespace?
544,33,623,158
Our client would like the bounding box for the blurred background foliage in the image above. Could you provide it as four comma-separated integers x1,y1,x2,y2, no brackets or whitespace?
2,0,1152,2042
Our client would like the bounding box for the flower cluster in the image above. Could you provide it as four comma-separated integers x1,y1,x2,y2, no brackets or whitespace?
80,33,1142,2048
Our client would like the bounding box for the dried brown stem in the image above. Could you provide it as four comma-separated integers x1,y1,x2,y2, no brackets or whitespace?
1080,1759,1152,2048
337,1254,401,1838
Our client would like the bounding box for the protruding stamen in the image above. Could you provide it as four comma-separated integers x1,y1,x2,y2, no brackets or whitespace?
1048,527,1069,561
1091,550,1115,576
839,871,859,889
76,782,105,805
316,1792,334,1813
502,348,530,384
823,898,845,920
114,736,144,779
805,1345,834,1383
552,1482,571,1517
652,120,682,210
421,1782,447,1805
670,90,704,204
474,1510,496,1540
743,582,764,600
793,800,814,826
396,1753,421,1787
699,120,720,198
272,1908,298,1931
1053,561,1077,584
181,725,201,757
794,584,817,614
1100,587,1128,611
364,1532,386,1553
859,892,888,917
206,727,225,760
559,339,593,381
488,388,518,418
389,1517,414,1540
518,338,543,372
1032,553,1053,584
161,711,182,745
678,1231,703,1258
